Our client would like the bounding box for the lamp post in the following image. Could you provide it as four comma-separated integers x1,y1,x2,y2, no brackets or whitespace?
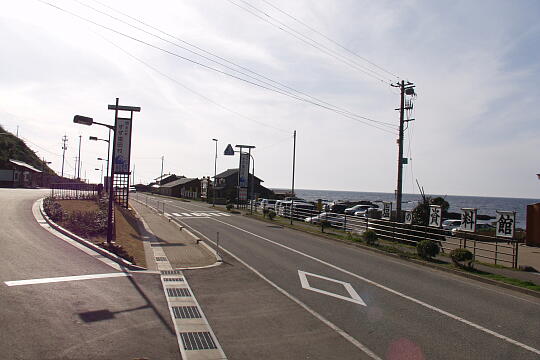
74,114,115,243
90,134,111,188
248,153,255,215
212,138,218,207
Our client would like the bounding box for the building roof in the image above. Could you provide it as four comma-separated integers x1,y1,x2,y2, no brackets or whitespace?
161,177,199,188
9,159,42,173
214,168,262,182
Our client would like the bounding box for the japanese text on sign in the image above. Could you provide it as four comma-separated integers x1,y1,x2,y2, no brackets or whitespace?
113,118,131,173
496,211,515,239
429,205,442,228
460,208,477,232
382,202,392,220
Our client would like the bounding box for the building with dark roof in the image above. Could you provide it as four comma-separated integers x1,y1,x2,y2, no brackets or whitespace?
213,168,274,203
159,177,200,198
0,159,42,187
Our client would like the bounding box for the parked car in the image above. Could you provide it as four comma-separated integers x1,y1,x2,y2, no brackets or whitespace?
345,204,378,215
305,212,344,227
326,203,349,214
442,219,461,232
259,199,277,211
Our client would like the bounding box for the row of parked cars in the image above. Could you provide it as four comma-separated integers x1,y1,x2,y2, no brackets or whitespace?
257,198,381,225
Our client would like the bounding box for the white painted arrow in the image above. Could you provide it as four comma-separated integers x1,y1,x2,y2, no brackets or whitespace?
298,270,366,306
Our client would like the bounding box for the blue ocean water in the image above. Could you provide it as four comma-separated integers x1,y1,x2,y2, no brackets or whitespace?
285,189,540,228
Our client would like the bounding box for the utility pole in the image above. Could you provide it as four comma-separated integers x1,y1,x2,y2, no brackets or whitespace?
77,135,82,180
160,156,164,184
61,135,68,178
391,80,415,222
290,130,296,225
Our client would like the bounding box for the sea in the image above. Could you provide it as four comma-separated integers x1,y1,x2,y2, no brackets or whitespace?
275,189,540,228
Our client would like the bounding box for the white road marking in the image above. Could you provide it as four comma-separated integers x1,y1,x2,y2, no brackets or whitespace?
207,217,540,356
298,270,366,306
5,272,130,286
172,213,181,216
164,212,171,217
181,213,192,216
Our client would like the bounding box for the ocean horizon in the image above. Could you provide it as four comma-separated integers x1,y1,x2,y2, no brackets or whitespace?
272,188,540,227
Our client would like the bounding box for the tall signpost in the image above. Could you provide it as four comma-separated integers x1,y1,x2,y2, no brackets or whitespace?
235,144,255,209
106,98,140,243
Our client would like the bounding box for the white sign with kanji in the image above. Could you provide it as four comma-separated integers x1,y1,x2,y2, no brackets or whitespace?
460,208,477,232
495,211,515,239
404,210,413,225
382,202,392,220
429,205,442,228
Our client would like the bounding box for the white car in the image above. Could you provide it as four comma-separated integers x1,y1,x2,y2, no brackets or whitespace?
442,219,461,231
345,204,374,215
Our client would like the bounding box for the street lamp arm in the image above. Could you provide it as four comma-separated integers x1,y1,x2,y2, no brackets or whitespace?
92,121,115,130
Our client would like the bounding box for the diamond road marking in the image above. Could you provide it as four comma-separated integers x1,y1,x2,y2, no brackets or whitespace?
298,270,366,306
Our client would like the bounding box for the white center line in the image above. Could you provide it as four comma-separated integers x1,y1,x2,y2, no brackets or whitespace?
5,272,130,286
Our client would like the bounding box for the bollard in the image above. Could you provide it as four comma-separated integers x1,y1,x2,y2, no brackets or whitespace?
216,232,220,259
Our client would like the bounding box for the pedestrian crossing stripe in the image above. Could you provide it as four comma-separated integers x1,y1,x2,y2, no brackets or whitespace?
169,212,231,218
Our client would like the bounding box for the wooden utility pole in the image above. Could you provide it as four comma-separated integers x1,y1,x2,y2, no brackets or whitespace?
290,130,296,225
391,80,415,222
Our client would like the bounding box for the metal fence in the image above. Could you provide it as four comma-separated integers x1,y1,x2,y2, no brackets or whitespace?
50,183,100,200
256,204,520,268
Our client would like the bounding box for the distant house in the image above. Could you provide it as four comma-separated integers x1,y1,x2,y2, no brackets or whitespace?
159,178,200,199
0,159,42,188
213,168,274,203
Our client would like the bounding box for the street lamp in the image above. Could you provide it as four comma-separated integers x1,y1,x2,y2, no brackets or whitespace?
74,114,115,244
212,138,218,207
90,133,111,188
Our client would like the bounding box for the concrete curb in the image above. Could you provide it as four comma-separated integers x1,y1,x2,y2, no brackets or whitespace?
245,214,540,299
38,198,146,271
131,198,223,269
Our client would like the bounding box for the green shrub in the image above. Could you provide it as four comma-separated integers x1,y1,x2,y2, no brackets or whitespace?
362,230,378,245
65,210,107,237
226,203,233,211
43,197,65,222
268,210,276,220
416,240,440,259
450,248,474,268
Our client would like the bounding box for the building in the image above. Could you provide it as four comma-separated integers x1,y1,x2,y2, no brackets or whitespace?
159,178,200,199
213,168,274,203
0,159,42,188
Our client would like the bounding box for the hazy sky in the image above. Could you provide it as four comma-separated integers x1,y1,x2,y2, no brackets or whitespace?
1,0,539,198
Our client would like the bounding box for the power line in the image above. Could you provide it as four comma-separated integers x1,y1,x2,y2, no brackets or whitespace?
98,33,290,134
226,0,393,85
75,0,397,129
260,0,400,80
38,0,397,134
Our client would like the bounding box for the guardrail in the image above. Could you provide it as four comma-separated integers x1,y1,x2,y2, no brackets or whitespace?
255,205,519,268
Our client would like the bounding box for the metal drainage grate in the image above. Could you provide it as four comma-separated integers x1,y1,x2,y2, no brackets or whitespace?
155,256,168,261
167,288,191,297
163,277,184,282
180,332,217,350
172,306,201,319
161,270,182,275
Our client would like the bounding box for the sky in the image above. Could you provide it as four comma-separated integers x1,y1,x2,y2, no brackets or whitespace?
1,0,539,199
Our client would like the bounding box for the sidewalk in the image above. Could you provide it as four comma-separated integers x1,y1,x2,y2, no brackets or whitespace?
130,200,217,270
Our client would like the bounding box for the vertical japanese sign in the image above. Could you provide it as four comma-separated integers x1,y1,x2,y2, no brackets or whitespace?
496,211,515,238
113,118,132,173
460,208,477,232
239,152,250,200
382,202,392,220
404,210,413,225
429,205,442,228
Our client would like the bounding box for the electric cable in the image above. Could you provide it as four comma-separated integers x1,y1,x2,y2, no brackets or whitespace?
37,0,398,134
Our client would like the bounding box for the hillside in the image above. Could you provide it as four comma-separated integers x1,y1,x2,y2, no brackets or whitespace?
0,125,55,174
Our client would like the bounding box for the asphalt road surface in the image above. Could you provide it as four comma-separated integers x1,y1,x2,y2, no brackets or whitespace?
140,193,540,360
0,189,180,360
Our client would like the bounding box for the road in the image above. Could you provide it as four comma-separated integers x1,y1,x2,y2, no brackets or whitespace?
139,193,540,360
0,189,180,360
